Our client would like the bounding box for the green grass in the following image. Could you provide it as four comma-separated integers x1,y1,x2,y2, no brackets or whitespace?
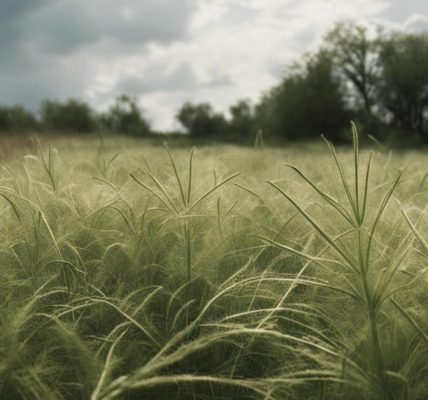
0,128,427,399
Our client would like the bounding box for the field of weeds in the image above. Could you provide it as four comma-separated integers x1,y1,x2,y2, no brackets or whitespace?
1,128,428,400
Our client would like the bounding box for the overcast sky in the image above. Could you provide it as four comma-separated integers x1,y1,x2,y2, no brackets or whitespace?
1,0,427,129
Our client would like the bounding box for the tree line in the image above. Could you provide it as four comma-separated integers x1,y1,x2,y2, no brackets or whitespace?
0,95,151,136
1,22,428,143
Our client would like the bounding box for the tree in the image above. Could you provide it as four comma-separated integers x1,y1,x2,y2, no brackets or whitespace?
255,51,350,141
0,105,38,132
377,32,428,140
325,22,378,117
40,99,95,133
176,102,226,136
101,95,151,136
229,99,254,137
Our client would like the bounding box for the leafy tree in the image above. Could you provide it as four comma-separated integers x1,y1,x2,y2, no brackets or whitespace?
176,102,226,136
377,32,428,140
101,95,151,136
325,22,378,117
0,105,38,132
256,51,350,141
229,99,255,137
40,99,96,133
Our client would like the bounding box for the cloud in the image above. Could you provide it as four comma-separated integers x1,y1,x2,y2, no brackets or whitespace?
1,0,196,54
381,0,427,22
28,0,197,55
115,63,232,95
0,0,426,129
0,0,197,111
403,14,428,32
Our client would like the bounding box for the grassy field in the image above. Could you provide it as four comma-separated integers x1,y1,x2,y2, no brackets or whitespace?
1,128,428,400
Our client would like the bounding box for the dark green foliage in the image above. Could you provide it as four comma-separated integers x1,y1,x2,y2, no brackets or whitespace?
177,102,227,136
40,98,96,133
324,22,378,117
229,99,255,137
323,21,381,134
256,51,350,141
0,105,38,132
378,32,428,140
323,23,428,141
100,95,151,136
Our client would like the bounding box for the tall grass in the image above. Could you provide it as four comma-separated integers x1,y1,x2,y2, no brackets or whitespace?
0,128,427,399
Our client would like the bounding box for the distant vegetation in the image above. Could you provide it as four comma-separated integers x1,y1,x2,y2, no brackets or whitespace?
99,95,151,136
40,99,96,133
1,22,427,144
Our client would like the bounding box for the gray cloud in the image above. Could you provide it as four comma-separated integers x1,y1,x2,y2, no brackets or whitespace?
1,0,196,54
115,63,232,95
28,0,197,55
116,64,199,94
0,0,47,51
0,0,47,24
0,55,95,112
0,0,198,110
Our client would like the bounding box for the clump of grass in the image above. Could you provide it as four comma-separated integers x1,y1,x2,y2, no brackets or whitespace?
260,122,428,399
129,145,240,316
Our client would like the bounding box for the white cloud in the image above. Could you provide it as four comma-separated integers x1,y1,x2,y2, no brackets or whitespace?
403,14,428,31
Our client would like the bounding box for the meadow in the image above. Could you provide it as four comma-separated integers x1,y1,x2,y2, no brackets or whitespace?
1,127,428,400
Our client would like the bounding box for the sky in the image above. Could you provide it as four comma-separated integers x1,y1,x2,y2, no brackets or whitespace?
1,0,427,130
